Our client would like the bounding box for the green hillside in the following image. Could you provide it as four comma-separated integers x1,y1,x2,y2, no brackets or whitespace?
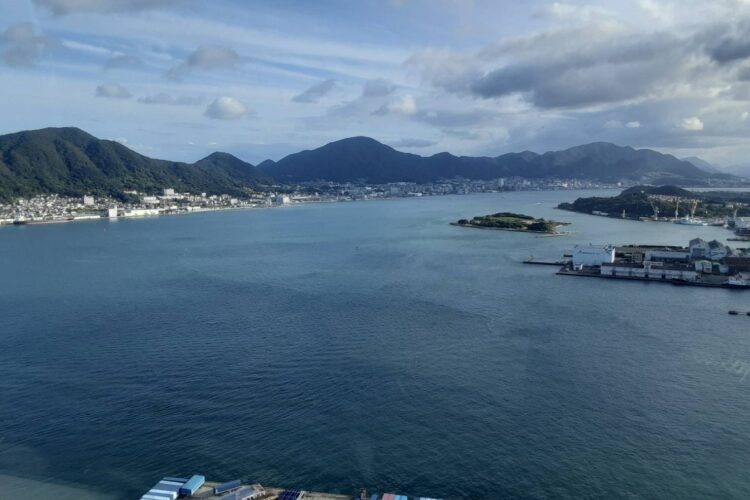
0,127,269,201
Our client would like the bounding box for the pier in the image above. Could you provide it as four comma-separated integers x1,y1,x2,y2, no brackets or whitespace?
141,477,441,500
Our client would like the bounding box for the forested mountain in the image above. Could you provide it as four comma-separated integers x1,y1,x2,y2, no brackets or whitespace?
0,127,268,201
260,137,719,184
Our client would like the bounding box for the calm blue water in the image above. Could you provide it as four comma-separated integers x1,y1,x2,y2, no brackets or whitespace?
1,190,749,499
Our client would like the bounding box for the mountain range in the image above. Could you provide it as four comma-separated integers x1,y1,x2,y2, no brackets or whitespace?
261,136,722,185
0,127,741,202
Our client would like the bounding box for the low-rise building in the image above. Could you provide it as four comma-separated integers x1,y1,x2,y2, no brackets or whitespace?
645,249,690,262
601,263,698,281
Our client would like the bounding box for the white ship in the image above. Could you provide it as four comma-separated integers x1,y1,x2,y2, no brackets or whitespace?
727,275,750,288
674,216,708,226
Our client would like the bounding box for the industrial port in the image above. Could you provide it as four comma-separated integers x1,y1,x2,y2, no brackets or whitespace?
528,238,750,289
140,476,441,500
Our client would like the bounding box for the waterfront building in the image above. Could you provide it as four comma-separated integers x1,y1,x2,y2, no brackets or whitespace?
83,195,95,206
272,195,291,205
644,249,690,262
689,238,709,259
601,263,699,281
572,244,615,266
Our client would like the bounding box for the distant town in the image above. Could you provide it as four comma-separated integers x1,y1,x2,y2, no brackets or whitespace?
0,177,615,226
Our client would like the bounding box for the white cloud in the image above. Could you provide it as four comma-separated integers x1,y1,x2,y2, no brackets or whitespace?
680,116,704,131
386,94,417,115
204,96,247,120
742,111,749,120
626,121,641,128
95,83,132,99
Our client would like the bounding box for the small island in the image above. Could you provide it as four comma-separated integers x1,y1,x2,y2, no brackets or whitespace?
451,212,569,234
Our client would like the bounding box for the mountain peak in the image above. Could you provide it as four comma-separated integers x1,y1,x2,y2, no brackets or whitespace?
198,151,244,163
321,136,392,151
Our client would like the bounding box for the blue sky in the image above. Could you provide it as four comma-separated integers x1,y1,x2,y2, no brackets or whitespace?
2,0,750,169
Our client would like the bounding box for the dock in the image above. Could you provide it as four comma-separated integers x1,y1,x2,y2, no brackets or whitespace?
141,477,440,500
541,240,750,289
523,257,570,266
555,267,734,288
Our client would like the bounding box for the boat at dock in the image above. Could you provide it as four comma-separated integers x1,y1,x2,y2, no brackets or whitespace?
674,216,708,226
727,275,750,288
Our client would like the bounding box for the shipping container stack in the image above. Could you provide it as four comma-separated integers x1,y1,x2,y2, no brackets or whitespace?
140,477,186,500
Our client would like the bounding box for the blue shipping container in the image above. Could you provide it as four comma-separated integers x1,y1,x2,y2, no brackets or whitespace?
178,475,205,496
214,479,243,495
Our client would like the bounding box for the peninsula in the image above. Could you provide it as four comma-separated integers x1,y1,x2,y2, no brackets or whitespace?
452,212,568,234
556,185,750,239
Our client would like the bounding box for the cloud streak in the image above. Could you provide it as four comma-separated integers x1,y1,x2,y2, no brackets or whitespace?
138,92,203,105
32,0,178,16
292,78,336,103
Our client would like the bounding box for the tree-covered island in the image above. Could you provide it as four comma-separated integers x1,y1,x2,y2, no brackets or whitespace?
451,212,569,234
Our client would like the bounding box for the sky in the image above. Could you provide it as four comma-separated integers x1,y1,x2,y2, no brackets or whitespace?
3,0,750,169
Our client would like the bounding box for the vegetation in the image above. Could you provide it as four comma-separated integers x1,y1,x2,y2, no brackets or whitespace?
558,185,750,219
259,137,728,185
454,212,566,233
0,127,271,202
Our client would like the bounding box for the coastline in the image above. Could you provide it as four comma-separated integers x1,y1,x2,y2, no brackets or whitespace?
1,190,586,230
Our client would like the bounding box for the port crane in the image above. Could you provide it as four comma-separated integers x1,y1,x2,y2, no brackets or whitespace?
689,200,699,218
650,200,660,220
